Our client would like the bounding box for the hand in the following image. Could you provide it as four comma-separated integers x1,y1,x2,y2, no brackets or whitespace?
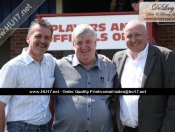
99,54,112,63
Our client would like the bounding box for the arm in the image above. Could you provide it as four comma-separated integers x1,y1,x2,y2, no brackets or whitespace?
0,101,6,132
131,0,144,11
161,51,175,131
110,0,116,11
0,64,17,88
98,54,112,63
165,51,175,88
160,95,175,132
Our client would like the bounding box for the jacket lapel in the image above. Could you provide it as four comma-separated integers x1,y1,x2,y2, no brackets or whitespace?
118,51,127,80
141,44,156,88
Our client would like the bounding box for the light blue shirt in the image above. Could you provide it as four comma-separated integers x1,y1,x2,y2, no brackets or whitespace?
53,54,116,132
0,48,55,125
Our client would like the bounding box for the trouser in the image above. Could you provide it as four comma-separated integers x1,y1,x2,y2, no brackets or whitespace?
123,126,138,132
6,121,51,132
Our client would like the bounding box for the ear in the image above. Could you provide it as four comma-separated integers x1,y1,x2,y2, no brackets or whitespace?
146,30,148,39
26,35,30,44
72,42,75,47
50,37,53,42
72,42,77,51
123,34,127,42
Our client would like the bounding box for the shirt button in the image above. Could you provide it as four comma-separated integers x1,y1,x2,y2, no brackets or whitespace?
88,105,90,107
88,82,90,84
86,131,88,132
87,118,89,120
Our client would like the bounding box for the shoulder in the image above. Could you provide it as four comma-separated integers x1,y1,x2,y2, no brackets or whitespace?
44,53,56,65
155,45,173,53
0,55,23,80
1,55,23,70
44,53,55,60
150,45,175,57
56,54,74,66
113,50,126,57
148,45,175,65
99,58,117,72
112,49,127,62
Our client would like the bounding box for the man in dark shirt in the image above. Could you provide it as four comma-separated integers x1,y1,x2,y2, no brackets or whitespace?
111,0,134,11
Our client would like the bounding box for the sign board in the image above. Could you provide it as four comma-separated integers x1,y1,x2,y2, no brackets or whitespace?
37,12,152,51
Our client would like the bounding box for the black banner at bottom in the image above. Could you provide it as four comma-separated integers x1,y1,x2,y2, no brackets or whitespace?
0,88,174,95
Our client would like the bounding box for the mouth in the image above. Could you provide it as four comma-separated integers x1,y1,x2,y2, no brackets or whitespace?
132,43,139,46
81,50,89,53
37,43,46,48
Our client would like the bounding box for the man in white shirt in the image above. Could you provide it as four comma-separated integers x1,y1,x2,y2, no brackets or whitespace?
112,20,175,132
0,19,55,132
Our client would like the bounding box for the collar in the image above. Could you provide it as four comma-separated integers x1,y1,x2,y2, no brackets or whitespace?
72,52,102,70
22,47,47,65
127,42,149,60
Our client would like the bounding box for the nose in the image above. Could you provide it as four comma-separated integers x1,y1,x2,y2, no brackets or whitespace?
131,36,136,42
40,37,46,43
81,42,87,48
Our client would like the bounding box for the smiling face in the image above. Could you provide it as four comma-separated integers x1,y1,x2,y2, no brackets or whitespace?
124,20,148,56
26,24,52,62
73,32,97,67
72,24,97,68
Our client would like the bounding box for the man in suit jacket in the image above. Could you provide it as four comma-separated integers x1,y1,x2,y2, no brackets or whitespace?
112,20,175,132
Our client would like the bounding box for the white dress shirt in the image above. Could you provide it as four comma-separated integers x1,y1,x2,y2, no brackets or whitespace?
120,43,149,128
0,48,55,125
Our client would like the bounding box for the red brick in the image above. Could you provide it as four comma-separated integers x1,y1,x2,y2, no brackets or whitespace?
158,36,169,39
163,32,174,35
16,42,25,45
16,35,24,38
19,39,26,42
163,40,174,43
168,36,175,39
160,44,169,47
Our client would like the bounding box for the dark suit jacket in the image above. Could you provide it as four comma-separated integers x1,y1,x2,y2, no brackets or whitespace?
112,44,175,132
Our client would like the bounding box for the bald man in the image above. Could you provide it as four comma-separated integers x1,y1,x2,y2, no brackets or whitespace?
112,20,175,132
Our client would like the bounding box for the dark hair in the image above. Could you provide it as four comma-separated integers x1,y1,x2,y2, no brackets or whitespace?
28,19,53,36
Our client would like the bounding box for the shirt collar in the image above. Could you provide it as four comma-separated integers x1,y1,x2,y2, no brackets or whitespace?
72,52,102,70
127,42,149,60
22,47,47,65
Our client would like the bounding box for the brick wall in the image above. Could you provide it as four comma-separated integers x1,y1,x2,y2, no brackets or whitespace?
10,29,28,59
158,25,175,52
10,29,62,59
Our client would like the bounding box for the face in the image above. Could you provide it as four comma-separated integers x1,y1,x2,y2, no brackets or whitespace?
124,22,148,54
26,24,52,60
73,33,97,65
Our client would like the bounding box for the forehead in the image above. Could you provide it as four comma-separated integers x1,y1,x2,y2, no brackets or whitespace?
30,24,51,36
124,25,146,35
76,33,94,41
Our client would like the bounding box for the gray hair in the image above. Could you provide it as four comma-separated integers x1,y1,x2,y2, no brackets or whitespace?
72,24,97,43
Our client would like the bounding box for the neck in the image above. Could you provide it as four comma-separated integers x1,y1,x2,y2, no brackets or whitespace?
27,51,43,63
81,57,97,69
129,51,138,60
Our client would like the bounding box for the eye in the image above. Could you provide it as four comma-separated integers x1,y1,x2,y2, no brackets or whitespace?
86,40,92,44
35,36,41,38
45,36,51,40
126,35,131,38
75,41,83,46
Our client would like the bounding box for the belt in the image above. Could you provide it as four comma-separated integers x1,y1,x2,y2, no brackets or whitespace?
123,126,138,132
7,121,49,130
